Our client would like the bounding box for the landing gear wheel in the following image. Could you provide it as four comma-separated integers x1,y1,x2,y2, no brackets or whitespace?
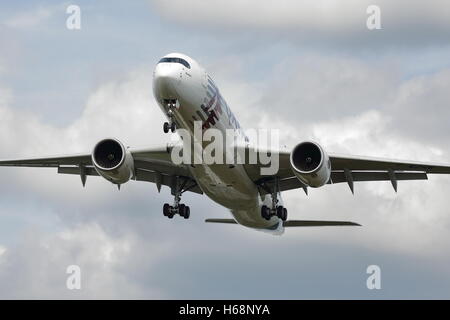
163,122,169,133
170,122,176,132
261,205,271,220
163,203,170,216
276,206,284,219
167,206,174,219
183,206,190,219
282,207,288,221
179,204,186,217
164,177,194,221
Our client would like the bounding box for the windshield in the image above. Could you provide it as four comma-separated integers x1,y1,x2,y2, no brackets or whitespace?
158,57,190,69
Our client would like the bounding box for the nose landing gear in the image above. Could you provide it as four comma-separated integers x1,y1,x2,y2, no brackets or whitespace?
163,122,176,133
163,99,177,133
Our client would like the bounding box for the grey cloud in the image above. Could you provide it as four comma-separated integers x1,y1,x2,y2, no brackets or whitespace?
387,69,450,145
149,0,450,48
0,224,166,299
211,54,450,154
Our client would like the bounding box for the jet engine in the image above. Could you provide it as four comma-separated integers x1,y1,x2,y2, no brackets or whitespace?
91,138,134,185
290,141,331,188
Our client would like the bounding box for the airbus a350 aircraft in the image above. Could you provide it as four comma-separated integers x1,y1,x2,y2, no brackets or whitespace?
1,53,450,234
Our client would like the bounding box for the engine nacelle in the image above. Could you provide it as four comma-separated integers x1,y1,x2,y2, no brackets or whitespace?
91,138,134,185
290,141,331,188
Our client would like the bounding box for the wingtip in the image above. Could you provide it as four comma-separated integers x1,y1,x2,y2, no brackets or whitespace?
346,221,362,226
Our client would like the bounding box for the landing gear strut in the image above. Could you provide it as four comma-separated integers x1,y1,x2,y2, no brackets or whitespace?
260,178,288,221
163,177,194,219
163,99,177,133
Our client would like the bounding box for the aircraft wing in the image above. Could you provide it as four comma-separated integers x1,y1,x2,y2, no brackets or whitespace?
243,146,450,194
0,153,92,167
0,144,202,194
328,153,450,173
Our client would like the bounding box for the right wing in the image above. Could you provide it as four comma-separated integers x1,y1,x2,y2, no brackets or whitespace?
0,153,92,167
131,145,202,194
0,144,203,194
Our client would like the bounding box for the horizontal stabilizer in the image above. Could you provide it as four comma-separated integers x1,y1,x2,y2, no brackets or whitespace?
283,220,361,227
205,219,238,224
205,219,361,227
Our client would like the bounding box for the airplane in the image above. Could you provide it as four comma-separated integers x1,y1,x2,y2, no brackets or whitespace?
1,52,450,235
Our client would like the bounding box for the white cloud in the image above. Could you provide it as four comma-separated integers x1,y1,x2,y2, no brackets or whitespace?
0,67,168,201
281,110,450,256
389,69,450,143
213,53,450,154
255,54,400,123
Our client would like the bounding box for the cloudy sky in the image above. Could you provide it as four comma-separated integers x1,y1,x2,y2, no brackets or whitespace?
1,0,450,299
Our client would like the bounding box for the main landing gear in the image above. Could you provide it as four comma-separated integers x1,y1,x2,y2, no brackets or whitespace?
163,99,177,133
261,204,287,221
260,178,288,221
163,202,190,219
162,177,192,219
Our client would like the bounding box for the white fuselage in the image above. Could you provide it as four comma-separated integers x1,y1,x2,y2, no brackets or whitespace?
152,53,283,233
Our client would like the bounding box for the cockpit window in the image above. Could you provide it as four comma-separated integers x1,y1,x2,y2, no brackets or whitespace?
158,57,191,69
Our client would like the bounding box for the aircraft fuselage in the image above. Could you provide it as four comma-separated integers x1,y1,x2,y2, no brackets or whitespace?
153,53,282,232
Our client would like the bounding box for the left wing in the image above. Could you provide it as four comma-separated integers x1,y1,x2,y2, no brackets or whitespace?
329,153,450,174
243,146,450,194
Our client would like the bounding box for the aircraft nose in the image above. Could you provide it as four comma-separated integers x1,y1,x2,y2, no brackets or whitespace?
153,64,180,99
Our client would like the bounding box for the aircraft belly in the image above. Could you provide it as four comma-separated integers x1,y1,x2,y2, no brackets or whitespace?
190,164,256,208
189,164,279,229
